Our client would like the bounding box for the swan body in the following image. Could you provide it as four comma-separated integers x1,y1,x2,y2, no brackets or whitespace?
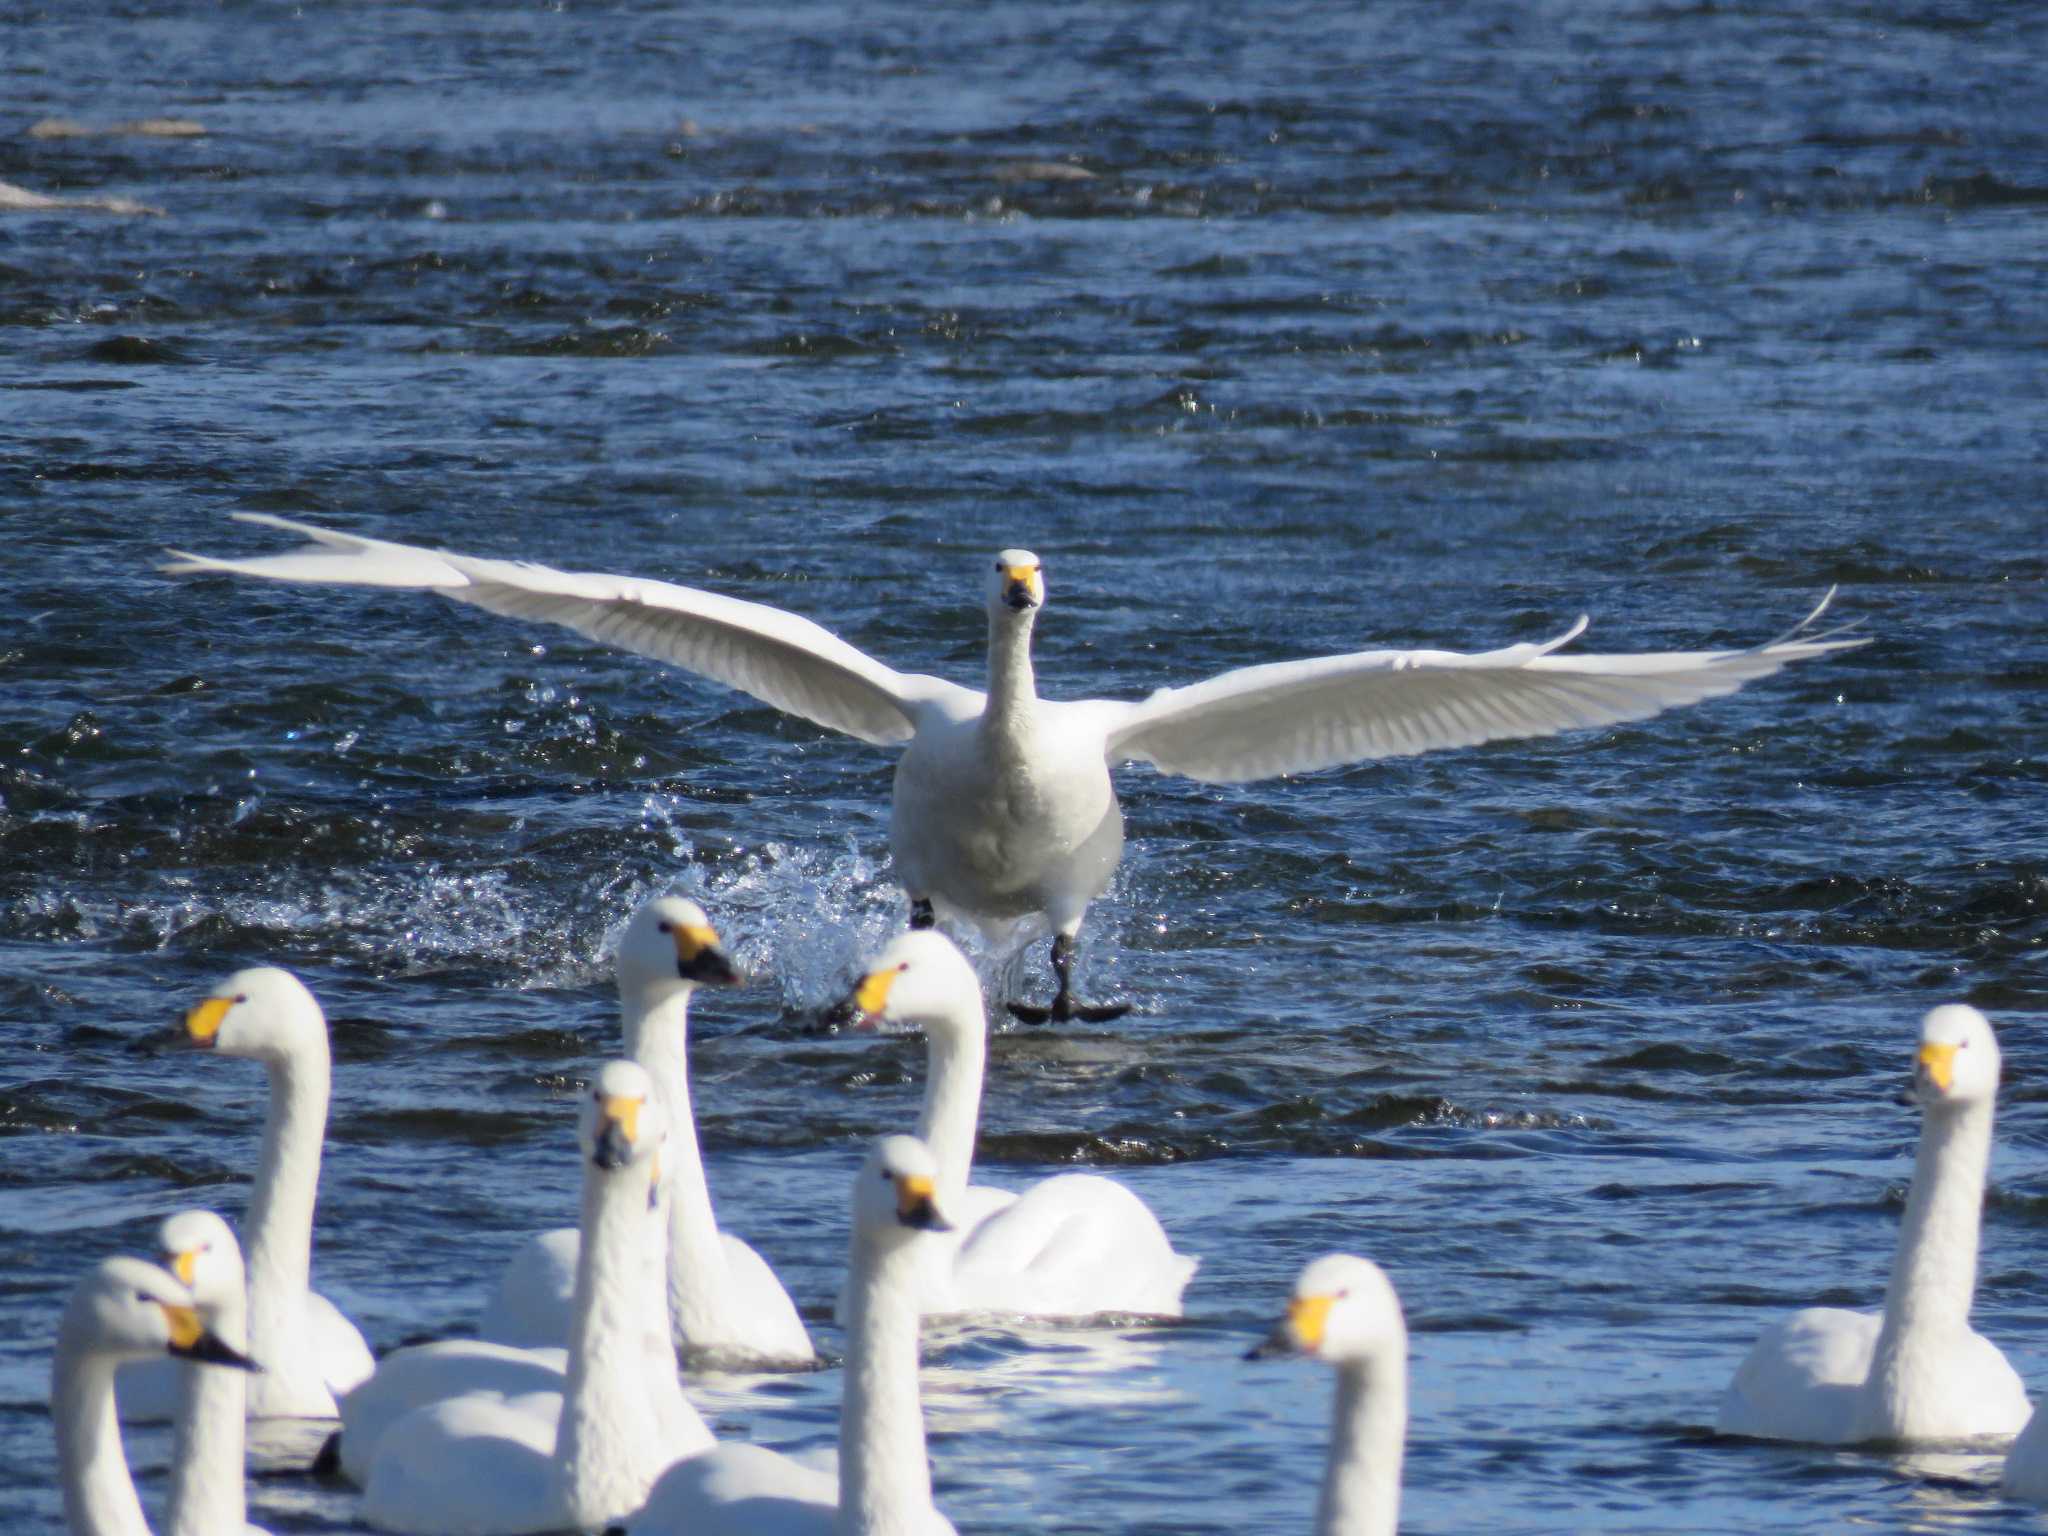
2003,1406,2048,1501
361,1061,708,1535
1248,1253,1409,1536
479,897,814,1368
621,1134,958,1536
156,1211,268,1536
54,1255,257,1536
122,968,372,1422
164,516,1866,1020
840,929,1197,1318
1717,1005,2030,1445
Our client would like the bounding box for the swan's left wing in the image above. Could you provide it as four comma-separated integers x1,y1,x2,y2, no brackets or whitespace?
163,514,972,747
1103,592,1866,783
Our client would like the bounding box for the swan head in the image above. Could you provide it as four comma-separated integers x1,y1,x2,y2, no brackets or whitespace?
155,1209,246,1320
1249,1254,1406,1368
59,1256,259,1372
854,1133,954,1240
987,549,1045,619
579,1059,666,1175
1914,1003,2000,1109
181,966,327,1066
616,895,743,1002
841,928,983,1043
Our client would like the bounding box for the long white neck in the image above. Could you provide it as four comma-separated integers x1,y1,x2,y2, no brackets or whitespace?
165,1290,249,1536
624,986,732,1343
981,613,1038,754
555,1152,666,1530
54,1345,151,1536
243,1046,329,1379
917,1009,986,1212
1862,1097,1995,1432
838,1230,932,1536
1317,1352,1406,1536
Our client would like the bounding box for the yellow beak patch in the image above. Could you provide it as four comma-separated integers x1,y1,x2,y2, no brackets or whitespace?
185,996,232,1044
601,1094,643,1144
1919,1041,1958,1092
173,1249,199,1287
896,1172,937,1219
161,1303,205,1352
855,967,900,1019
672,922,722,962
1286,1293,1335,1353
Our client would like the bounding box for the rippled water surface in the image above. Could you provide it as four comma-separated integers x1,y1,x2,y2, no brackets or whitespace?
4,2,2047,1532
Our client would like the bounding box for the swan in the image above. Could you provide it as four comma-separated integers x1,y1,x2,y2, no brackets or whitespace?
163,515,1866,1023
479,896,814,1369
53,1254,257,1536
618,1133,957,1536
154,1211,267,1536
837,928,1197,1317
335,1056,712,1490
2002,1401,2048,1500
1716,1004,2030,1445
359,1060,709,1535
1247,1253,1409,1536
123,968,373,1422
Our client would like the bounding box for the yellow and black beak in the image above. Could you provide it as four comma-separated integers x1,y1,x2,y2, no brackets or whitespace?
161,1303,260,1372
172,1249,200,1288
594,1094,644,1171
826,963,903,1032
894,1172,952,1233
1002,563,1042,612
1245,1293,1334,1361
673,922,742,987
183,996,232,1049
1918,1041,1958,1094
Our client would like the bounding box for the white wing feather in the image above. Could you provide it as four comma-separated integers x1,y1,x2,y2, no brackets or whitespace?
1105,592,1866,783
163,514,967,748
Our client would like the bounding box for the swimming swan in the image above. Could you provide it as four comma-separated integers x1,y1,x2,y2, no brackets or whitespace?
1247,1254,1409,1536
359,1061,706,1535
53,1255,257,1536
163,516,1866,1022
1716,1004,2029,1444
122,969,372,1422
155,1211,267,1536
618,1133,957,1536
837,928,1197,1317
479,897,814,1368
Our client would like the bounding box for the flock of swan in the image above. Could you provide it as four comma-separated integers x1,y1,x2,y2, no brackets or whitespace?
55,520,2037,1535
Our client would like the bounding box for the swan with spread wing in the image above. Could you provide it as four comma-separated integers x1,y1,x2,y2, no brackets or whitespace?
165,516,1863,1021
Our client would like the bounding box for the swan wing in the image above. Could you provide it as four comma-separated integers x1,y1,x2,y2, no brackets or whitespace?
478,1227,580,1349
1714,1305,1875,1443
704,1232,816,1365
338,1341,568,1486
623,1443,837,1536
951,1173,1197,1318
1104,593,1866,783
310,1288,376,1398
163,514,972,747
359,1393,560,1536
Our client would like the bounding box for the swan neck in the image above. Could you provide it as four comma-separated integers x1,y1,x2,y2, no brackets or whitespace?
983,613,1038,738
166,1292,249,1536
839,1232,931,1535
54,1346,150,1536
1318,1352,1406,1536
918,1009,986,1208
627,989,730,1335
244,1048,328,1380
557,1151,666,1528
1875,1097,1993,1361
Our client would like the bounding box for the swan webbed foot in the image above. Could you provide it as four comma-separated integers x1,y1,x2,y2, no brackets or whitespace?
908,897,936,931
1006,934,1131,1025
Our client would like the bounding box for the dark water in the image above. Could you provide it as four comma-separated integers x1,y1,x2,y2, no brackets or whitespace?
4,1,2047,1531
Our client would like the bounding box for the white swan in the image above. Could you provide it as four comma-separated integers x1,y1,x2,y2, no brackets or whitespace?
479,897,814,1368
54,1254,257,1536
124,969,373,1422
620,1133,958,1536
838,928,1197,1317
360,1060,708,1535
1248,1253,1409,1536
155,1211,267,1536
2002,1399,2048,1499
163,515,1866,1022
1717,1004,2029,1444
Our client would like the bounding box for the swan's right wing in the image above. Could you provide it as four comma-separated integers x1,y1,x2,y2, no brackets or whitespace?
1104,592,1867,783
163,514,970,747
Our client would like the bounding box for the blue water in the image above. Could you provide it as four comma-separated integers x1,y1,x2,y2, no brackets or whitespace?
4,1,2046,1531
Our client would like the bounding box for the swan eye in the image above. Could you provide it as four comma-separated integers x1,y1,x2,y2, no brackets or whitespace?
233,994,248,1005
657,921,672,934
